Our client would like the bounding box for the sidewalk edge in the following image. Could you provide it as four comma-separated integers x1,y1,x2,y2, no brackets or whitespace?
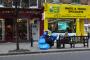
0,48,90,56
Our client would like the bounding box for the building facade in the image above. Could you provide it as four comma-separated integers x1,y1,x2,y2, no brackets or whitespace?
0,0,44,42
43,0,90,36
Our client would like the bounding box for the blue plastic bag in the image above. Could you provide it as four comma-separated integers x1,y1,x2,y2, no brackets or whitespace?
50,33,58,41
38,44,50,50
38,35,50,50
38,37,46,44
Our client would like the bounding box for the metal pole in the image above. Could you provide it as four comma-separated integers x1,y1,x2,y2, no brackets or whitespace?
30,23,33,47
15,1,19,50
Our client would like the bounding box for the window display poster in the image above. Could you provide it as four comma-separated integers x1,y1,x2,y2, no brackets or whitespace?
58,22,68,30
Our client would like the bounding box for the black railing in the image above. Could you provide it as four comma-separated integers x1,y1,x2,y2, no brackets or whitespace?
56,35,89,48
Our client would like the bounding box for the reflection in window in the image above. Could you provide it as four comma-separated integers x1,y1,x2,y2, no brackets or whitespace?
20,0,38,8
21,0,29,8
0,0,2,4
0,0,20,7
53,0,60,3
0,0,3,7
13,0,20,7
30,0,38,7
46,0,60,3
3,0,12,7
0,0,39,8
72,0,80,4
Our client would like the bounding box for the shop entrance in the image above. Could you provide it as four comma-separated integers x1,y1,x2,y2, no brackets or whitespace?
5,19,14,42
17,19,27,42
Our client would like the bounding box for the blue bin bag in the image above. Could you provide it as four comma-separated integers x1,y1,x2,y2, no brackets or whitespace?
38,43,50,50
43,31,48,36
38,35,50,50
38,37,46,44
39,35,44,38
50,34,58,41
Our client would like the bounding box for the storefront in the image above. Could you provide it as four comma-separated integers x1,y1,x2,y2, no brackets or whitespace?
0,8,43,42
44,3,90,36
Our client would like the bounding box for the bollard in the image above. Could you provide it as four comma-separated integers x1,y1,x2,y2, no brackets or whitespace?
56,35,61,48
31,37,33,47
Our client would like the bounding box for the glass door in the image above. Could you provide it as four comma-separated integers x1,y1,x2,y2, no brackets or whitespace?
17,19,27,42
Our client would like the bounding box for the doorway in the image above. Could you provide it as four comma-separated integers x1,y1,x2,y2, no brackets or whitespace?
32,21,40,41
17,19,27,42
5,18,14,42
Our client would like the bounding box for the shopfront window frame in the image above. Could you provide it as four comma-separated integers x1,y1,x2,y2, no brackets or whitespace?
48,19,76,33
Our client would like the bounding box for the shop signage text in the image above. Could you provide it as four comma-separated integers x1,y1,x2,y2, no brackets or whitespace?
45,4,90,18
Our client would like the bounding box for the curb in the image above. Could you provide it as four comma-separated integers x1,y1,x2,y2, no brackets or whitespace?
0,48,90,56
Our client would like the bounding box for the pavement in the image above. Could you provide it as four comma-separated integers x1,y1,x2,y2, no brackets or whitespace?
0,41,90,56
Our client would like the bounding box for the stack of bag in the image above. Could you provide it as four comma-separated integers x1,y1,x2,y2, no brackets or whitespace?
38,31,50,50
38,31,57,50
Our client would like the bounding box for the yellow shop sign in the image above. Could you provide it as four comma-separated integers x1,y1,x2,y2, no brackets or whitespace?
44,4,90,18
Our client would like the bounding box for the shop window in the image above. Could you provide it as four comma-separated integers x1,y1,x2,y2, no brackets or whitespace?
3,0,13,7
46,0,60,3
29,0,38,8
46,0,53,3
41,0,44,6
72,0,80,4
12,0,40,8
61,0,72,4
0,0,21,8
13,0,21,8
0,0,2,4
0,0,3,7
52,0,60,3
21,0,29,8
48,19,76,33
